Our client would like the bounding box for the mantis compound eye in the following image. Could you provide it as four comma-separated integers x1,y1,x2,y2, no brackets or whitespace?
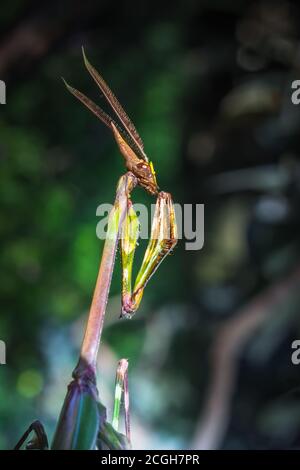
135,161,159,194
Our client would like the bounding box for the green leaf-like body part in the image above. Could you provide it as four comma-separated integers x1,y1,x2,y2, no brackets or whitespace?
51,366,100,450
97,421,131,450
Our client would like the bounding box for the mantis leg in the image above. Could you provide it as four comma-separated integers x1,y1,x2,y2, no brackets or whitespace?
96,359,131,450
14,420,49,450
79,171,137,369
121,191,177,318
112,359,130,442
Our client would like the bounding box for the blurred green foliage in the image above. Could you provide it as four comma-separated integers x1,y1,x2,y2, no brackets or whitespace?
1,0,300,450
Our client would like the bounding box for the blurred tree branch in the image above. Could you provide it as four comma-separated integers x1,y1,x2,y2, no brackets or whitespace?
193,264,300,450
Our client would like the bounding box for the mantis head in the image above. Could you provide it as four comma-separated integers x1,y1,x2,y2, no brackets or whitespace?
63,49,159,197
111,122,158,196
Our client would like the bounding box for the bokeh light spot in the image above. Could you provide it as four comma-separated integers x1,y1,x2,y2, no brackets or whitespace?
17,370,43,399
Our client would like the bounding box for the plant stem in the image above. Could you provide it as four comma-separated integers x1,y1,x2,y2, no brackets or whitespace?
77,173,137,373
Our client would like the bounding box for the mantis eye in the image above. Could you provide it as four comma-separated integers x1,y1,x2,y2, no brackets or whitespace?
137,162,149,172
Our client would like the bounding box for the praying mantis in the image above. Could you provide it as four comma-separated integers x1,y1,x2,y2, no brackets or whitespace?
14,49,177,450
63,49,178,319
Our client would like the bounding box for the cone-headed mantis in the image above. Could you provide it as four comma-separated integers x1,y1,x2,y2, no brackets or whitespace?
63,48,177,318
14,49,177,450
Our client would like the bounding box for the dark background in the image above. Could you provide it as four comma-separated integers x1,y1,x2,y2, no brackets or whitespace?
1,0,300,449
